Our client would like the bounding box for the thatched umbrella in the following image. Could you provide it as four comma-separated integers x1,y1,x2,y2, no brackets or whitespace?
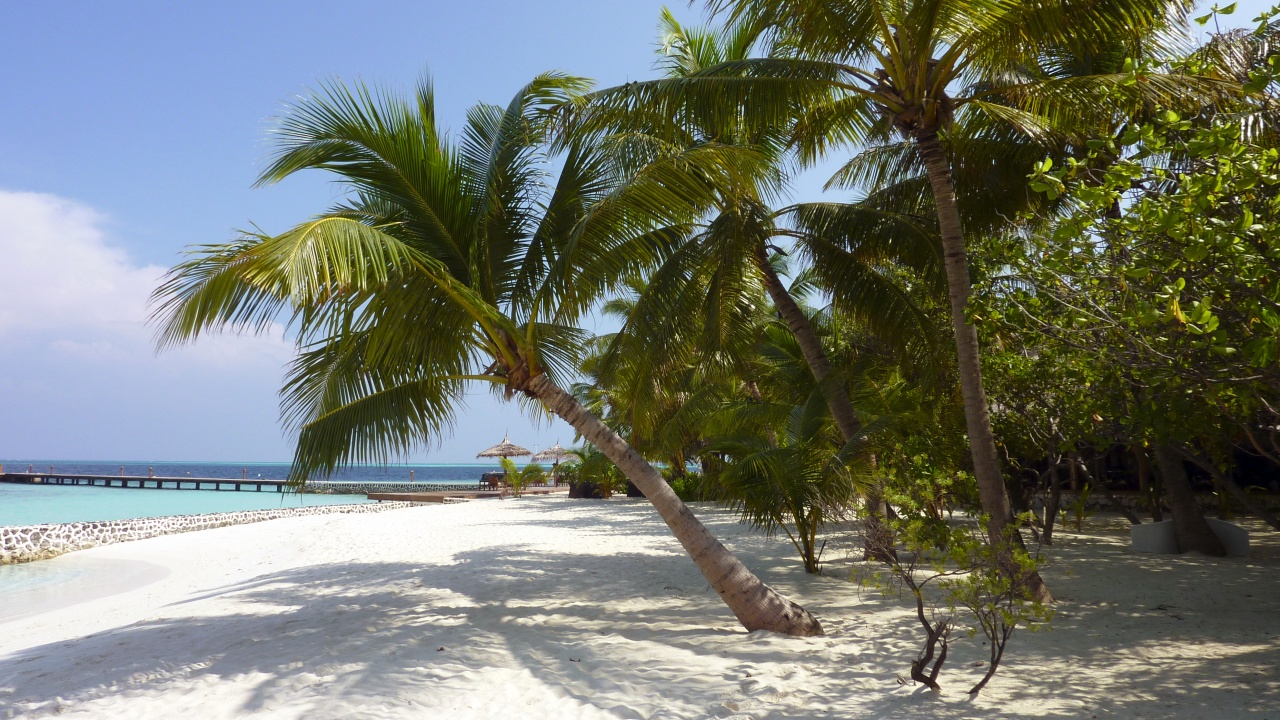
476,436,531,490
476,436,532,460
532,442,572,485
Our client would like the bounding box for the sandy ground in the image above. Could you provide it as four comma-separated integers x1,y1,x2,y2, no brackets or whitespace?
0,498,1277,719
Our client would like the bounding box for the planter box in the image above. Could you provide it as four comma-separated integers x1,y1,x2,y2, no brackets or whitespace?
1130,518,1250,557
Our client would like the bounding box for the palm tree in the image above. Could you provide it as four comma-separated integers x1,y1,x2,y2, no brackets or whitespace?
151,75,822,636
591,14,944,560
632,11,938,443
594,0,1221,601
498,458,548,497
564,444,625,498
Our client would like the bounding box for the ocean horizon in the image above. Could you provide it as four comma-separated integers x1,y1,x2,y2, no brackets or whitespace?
1,459,508,473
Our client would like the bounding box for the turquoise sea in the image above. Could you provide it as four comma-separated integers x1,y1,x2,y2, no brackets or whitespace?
0,461,503,527
0,461,506,620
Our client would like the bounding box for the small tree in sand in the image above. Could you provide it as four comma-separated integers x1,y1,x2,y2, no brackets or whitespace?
520,462,548,489
499,458,546,498
861,393,1050,695
701,391,867,574
861,503,1052,695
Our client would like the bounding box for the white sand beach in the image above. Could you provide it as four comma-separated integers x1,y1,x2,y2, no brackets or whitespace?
1,499,1277,719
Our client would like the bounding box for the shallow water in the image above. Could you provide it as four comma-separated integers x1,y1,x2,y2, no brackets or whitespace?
0,556,170,623
0,462,501,527
0,462,509,623
0,483,375,527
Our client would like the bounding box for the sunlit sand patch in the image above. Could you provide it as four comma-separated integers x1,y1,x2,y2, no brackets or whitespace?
0,502,1275,719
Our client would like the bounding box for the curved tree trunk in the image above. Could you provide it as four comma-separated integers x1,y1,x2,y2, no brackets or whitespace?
754,246,862,441
753,245,894,562
1153,445,1226,555
915,132,1052,603
525,372,824,636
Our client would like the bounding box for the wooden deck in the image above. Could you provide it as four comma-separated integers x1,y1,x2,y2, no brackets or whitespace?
368,486,570,503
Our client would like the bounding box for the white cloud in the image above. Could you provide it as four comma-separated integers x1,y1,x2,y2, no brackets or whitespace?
0,189,291,367
0,189,295,460
0,191,158,333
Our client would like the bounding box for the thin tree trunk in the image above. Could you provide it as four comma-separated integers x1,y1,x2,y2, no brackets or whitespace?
1182,451,1280,531
1042,462,1062,546
525,372,824,636
1072,452,1141,525
754,245,862,441
753,244,894,562
1153,445,1226,556
915,131,1051,602
1135,446,1162,522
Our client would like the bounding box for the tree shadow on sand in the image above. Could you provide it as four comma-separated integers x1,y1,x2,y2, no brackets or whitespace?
0,536,881,719
1,505,1277,718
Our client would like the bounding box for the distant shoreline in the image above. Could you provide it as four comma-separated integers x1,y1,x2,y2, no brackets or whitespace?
0,459,508,468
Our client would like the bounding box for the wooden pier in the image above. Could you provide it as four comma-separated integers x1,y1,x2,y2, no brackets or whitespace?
0,472,292,492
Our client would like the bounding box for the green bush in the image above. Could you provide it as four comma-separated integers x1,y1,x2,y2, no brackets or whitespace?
665,469,709,502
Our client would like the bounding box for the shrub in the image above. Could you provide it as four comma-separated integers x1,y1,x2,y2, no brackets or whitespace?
859,495,1053,694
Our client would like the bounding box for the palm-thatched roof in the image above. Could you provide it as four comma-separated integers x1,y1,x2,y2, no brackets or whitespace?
532,442,572,464
476,436,532,458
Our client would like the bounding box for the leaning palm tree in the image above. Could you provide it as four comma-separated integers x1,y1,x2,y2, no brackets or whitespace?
594,0,1223,601
151,75,822,636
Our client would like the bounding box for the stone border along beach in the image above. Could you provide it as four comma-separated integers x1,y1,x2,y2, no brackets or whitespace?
0,501,416,565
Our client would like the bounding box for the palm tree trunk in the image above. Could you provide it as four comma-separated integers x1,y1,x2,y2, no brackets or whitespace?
754,245,861,440
1153,445,1226,555
915,131,1052,603
525,372,824,636
753,244,894,562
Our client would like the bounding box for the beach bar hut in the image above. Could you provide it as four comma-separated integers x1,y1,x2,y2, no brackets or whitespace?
476,436,531,489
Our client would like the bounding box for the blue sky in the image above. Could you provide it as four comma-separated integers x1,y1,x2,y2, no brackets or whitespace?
0,1,1268,463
